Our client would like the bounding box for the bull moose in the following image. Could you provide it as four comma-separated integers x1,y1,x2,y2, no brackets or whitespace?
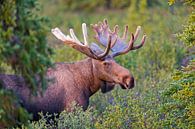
0,19,146,118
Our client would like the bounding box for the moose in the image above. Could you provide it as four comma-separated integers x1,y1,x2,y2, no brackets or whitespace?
0,19,146,118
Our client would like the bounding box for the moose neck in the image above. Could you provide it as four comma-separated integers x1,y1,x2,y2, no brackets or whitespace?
66,58,103,97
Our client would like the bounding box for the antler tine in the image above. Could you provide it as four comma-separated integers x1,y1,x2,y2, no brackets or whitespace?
82,23,88,46
112,25,119,34
132,34,146,50
52,28,73,42
111,25,146,57
97,35,112,59
69,28,83,45
122,25,128,40
112,34,135,57
91,19,146,58
103,19,108,27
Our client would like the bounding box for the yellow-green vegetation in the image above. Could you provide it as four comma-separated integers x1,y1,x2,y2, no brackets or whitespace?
0,0,194,128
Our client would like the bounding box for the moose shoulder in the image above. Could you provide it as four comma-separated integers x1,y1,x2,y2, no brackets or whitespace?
1,19,146,118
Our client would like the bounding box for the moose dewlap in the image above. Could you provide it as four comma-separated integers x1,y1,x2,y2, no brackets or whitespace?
1,19,146,119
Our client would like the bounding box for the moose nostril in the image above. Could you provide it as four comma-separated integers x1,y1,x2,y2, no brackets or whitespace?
122,76,134,88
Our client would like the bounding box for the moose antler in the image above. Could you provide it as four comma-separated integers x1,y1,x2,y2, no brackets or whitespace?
51,23,113,60
91,19,146,57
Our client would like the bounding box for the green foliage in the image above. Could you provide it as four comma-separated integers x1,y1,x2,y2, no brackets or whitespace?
63,0,104,11
161,1,195,128
178,5,195,47
53,46,85,62
0,84,32,128
122,6,185,82
0,0,53,128
169,0,195,6
27,1,190,128
161,61,195,128
127,0,149,28
62,0,130,11
0,0,192,128
0,0,53,92
60,0,162,12
28,103,97,129
95,104,130,128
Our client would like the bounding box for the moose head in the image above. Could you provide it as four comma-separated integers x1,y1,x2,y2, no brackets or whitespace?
52,19,146,93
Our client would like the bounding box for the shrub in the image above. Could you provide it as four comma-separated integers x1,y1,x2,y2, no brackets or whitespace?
0,0,53,128
0,0,53,92
0,84,32,128
28,104,97,129
162,61,195,128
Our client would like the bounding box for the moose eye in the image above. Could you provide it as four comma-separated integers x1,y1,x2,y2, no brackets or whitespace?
102,61,110,66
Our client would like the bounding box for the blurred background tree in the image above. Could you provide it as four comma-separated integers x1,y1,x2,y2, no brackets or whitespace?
0,0,53,127
162,0,195,128
61,0,162,11
0,0,53,92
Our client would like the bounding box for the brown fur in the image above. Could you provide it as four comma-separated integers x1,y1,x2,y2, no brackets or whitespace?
0,57,134,118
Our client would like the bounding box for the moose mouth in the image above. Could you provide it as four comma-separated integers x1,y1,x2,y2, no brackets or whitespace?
105,82,130,89
120,83,129,89
119,82,134,89
103,80,134,89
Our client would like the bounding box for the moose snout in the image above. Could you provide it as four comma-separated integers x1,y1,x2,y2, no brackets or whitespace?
120,76,135,89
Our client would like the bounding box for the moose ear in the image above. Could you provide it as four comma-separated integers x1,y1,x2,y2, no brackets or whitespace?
101,82,115,93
